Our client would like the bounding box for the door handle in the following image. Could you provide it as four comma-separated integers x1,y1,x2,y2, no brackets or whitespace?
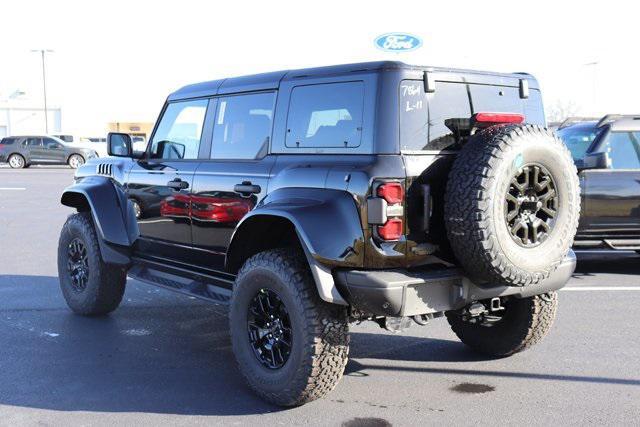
167,178,189,190
234,181,261,195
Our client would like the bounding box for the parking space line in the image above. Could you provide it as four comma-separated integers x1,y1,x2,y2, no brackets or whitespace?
0,187,26,190
562,287,640,291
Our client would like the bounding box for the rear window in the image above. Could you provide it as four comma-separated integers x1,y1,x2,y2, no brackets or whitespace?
24,137,42,147
285,82,364,148
211,91,275,160
400,80,471,151
0,138,15,145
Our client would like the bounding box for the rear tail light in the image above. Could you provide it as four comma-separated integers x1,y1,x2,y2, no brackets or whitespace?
368,180,405,241
377,182,404,204
473,112,525,125
377,218,403,241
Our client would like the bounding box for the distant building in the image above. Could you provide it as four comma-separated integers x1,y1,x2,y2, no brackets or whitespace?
107,122,154,140
0,100,61,137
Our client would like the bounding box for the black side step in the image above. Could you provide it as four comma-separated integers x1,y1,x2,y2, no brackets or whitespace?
128,258,233,305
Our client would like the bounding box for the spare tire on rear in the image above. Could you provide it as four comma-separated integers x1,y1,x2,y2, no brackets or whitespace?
444,124,580,287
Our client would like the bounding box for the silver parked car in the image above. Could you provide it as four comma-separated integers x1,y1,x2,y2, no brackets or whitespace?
0,135,98,168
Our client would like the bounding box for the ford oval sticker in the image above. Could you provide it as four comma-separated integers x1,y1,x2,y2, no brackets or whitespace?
375,33,422,53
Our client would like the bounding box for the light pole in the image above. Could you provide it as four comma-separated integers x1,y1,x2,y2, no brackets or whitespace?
31,49,53,134
584,61,599,115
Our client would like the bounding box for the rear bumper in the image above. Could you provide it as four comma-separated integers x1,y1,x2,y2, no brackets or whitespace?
334,250,576,317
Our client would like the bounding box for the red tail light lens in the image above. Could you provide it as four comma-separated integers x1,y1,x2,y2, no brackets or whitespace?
377,182,404,204
473,112,525,125
377,218,403,241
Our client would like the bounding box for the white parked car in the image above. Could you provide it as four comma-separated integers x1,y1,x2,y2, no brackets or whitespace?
51,134,108,157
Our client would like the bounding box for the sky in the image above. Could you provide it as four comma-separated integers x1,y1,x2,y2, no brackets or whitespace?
1,0,639,135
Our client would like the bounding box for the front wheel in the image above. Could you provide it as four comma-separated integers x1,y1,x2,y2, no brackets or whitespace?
58,212,127,315
446,292,558,357
68,154,85,169
230,248,349,407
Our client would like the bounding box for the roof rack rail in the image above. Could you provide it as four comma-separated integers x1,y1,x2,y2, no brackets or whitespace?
596,114,640,128
558,116,599,130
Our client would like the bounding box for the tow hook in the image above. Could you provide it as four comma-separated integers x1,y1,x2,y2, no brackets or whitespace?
381,316,413,333
468,302,486,317
490,297,504,312
412,312,444,326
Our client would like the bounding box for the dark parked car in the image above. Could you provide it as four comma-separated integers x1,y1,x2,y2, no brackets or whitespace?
0,135,97,168
558,114,640,251
56,61,580,406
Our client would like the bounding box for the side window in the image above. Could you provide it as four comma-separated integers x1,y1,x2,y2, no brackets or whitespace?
150,99,208,160
400,81,471,151
24,137,42,147
211,92,275,160
286,82,364,148
43,138,61,149
603,131,640,169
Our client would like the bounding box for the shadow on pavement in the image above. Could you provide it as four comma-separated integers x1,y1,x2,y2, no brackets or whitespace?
0,274,638,417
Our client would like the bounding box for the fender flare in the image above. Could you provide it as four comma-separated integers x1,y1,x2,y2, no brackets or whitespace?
227,188,365,306
61,176,139,266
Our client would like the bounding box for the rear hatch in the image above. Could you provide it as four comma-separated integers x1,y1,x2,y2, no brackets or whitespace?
399,71,546,265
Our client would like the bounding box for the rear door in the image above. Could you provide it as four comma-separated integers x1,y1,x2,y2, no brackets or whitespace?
191,91,277,271
23,137,45,161
127,98,211,264
581,130,640,237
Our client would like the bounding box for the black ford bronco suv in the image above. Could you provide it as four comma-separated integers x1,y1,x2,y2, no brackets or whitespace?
57,61,580,406
557,115,640,251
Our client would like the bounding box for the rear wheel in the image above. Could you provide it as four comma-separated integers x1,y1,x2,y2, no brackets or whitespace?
230,248,349,407
446,292,558,357
58,212,126,315
8,154,25,169
68,154,85,169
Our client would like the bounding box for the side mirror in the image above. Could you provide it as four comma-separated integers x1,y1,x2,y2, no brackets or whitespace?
107,132,133,157
581,151,610,170
157,140,186,159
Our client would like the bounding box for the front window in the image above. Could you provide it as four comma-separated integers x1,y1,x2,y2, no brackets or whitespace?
600,131,640,170
557,124,600,161
150,99,209,159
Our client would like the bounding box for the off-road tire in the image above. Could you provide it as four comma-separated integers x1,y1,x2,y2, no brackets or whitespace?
8,154,26,169
58,212,126,315
446,292,558,357
445,124,580,287
230,248,349,407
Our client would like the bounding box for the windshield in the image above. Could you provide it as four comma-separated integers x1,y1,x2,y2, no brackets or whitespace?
557,123,600,161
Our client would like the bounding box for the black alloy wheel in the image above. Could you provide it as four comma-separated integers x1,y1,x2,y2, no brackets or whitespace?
247,288,293,369
67,237,90,292
505,163,559,247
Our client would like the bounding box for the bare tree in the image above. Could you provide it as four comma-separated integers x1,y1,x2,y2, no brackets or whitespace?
546,99,580,123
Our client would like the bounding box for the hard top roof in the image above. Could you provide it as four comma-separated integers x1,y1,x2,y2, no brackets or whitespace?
169,61,538,101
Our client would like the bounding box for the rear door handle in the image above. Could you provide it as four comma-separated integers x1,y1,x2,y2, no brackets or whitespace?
234,181,261,195
167,178,189,190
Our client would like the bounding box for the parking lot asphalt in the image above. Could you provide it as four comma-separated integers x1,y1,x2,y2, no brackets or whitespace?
1,167,639,426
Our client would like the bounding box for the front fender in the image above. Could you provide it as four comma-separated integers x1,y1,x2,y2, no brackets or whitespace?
61,176,139,265
228,188,365,305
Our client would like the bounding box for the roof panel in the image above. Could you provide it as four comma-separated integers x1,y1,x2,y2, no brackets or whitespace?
168,61,540,100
